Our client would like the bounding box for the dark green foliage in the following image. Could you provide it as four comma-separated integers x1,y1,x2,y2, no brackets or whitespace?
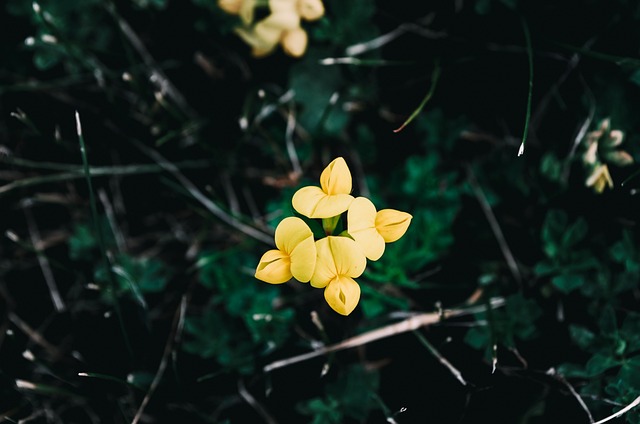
3,0,640,423
297,365,381,423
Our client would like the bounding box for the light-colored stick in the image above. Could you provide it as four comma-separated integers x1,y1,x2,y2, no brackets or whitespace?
593,395,640,424
264,298,505,373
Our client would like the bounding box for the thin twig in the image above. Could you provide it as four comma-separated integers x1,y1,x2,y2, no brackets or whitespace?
593,395,640,424
98,188,126,254
0,160,210,196
131,295,188,424
562,75,596,183
546,368,594,423
413,330,467,386
466,166,522,286
264,298,505,373
130,138,275,245
516,15,534,157
237,379,278,424
8,313,63,359
284,103,302,177
345,20,446,57
76,111,134,363
393,60,441,133
104,2,196,119
23,206,65,313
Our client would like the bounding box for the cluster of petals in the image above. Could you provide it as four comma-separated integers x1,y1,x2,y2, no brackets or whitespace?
255,157,412,316
219,0,324,58
582,118,634,194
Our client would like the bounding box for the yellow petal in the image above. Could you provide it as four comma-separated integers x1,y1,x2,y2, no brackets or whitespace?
320,157,352,196
239,0,257,25
311,193,353,218
260,10,300,31
352,228,385,261
274,216,313,255
329,236,367,277
324,276,360,316
297,0,324,20
255,250,292,284
311,236,366,288
347,197,385,260
234,27,279,56
606,130,624,148
269,0,297,13
586,164,614,193
310,237,336,288
347,197,376,232
289,234,316,282
281,27,308,57
253,19,286,44
376,209,412,243
292,186,353,218
582,141,598,166
292,185,325,217
218,0,242,15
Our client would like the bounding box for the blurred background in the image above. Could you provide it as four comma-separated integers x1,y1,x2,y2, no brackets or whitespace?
2,0,640,422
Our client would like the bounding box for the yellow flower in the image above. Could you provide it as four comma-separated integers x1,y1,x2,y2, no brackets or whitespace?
231,0,324,58
255,217,317,284
582,118,633,194
585,164,614,194
310,236,366,316
347,197,412,261
292,157,354,219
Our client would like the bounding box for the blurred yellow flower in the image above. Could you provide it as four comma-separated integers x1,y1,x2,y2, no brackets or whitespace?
582,118,633,194
311,236,366,316
292,157,354,219
227,0,324,58
255,217,316,284
347,197,412,261
585,164,614,194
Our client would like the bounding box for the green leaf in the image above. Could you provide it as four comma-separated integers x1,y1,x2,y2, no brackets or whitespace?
569,325,596,350
598,305,618,335
464,327,490,350
95,254,171,297
561,218,588,248
551,274,584,293
297,397,342,424
182,309,256,375
586,353,621,376
313,0,378,47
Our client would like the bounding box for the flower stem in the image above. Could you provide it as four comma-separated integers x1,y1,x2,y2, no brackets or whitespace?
322,216,340,236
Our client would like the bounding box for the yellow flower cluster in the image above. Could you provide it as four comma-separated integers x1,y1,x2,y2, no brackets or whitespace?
582,118,634,194
255,157,412,316
218,0,324,58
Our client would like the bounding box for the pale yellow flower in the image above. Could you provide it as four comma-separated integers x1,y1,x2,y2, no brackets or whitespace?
255,217,316,284
297,0,324,20
292,157,354,219
229,0,324,58
582,118,633,194
311,236,366,316
281,26,308,57
347,197,412,261
585,164,614,194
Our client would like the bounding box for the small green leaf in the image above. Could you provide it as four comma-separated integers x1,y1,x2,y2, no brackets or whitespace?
569,325,596,350
551,274,583,293
586,353,621,376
